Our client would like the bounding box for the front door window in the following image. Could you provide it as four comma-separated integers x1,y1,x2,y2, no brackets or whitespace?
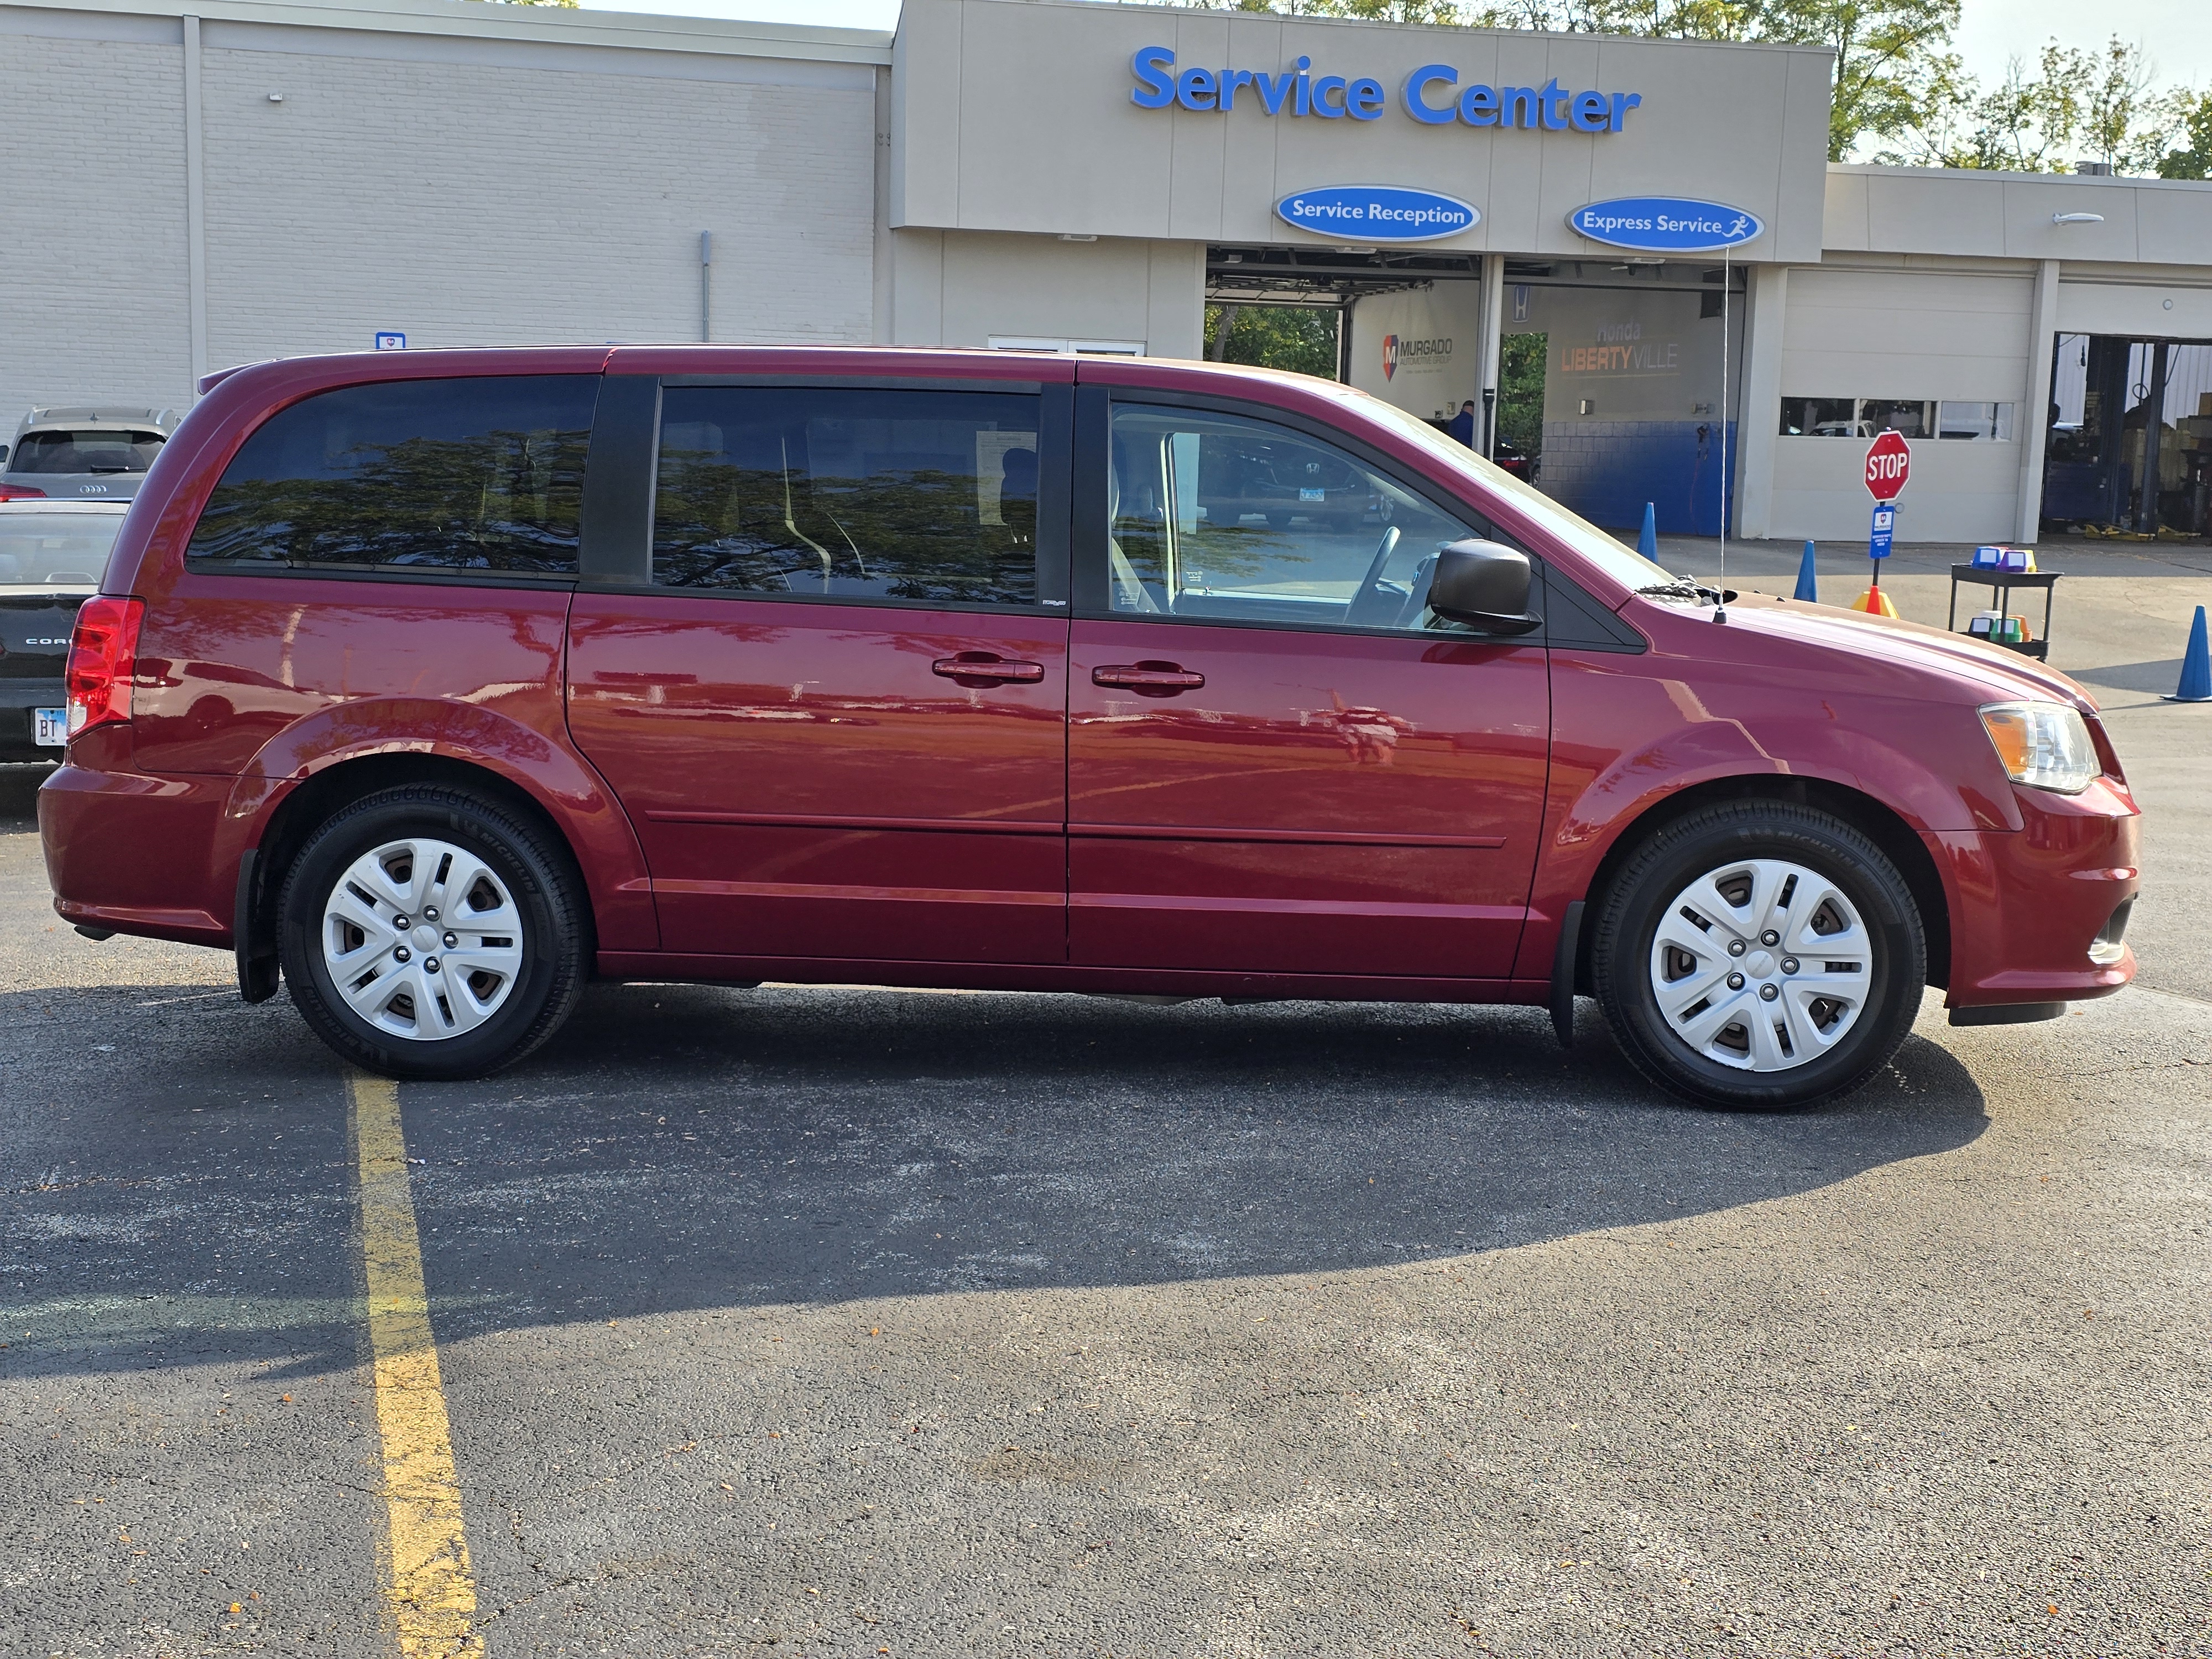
1104,405,1481,633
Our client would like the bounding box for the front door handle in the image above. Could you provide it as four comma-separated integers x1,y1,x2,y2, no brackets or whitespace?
1093,661,1206,696
933,653,1046,686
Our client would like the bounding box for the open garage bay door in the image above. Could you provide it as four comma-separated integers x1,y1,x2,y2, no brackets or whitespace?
2046,335,2212,538
1208,246,1750,538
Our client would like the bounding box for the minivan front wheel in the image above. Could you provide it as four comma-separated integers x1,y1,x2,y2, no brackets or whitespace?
278,785,588,1080
1590,801,1926,1109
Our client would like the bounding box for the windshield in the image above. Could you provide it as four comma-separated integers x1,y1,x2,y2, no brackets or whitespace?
0,512,124,585
9,429,165,475
1359,399,1681,591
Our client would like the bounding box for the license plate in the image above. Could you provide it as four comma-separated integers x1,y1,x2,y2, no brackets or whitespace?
33,708,67,746
1298,487,1326,502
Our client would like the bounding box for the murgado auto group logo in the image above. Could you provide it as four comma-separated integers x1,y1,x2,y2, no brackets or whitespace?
1382,333,1452,380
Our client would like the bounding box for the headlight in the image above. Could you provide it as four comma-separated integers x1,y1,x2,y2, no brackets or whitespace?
1979,701,2098,794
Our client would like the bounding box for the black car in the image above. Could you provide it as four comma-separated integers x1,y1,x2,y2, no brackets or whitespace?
0,501,127,759
1491,436,1537,482
1196,433,1375,534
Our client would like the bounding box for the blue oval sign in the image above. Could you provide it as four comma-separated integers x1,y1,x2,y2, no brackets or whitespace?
1568,197,1763,253
1277,184,1479,243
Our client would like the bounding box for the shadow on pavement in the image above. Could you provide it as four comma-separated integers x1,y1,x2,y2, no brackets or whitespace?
2069,658,2184,696
3,973,1989,1383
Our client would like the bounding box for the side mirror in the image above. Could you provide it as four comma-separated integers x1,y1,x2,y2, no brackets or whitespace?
0,444,9,466
1428,540,1541,634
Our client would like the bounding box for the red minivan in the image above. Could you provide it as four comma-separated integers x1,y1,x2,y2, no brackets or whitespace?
40,347,2138,1107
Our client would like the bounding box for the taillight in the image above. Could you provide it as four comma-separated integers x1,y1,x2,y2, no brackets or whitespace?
0,482,49,501
65,596,144,738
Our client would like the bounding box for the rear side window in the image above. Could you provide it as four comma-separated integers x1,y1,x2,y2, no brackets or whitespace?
186,376,598,574
653,387,1041,607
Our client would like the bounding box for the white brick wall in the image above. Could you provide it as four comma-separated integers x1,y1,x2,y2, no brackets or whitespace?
198,45,875,363
0,7,878,431
0,25,194,427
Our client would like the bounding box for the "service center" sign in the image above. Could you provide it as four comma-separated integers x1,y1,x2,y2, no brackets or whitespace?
1131,49,1644,133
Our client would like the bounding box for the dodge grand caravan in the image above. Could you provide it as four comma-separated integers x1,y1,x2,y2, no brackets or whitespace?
39,347,2139,1108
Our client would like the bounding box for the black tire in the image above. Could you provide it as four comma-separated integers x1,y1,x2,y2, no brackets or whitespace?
277,785,589,1081
1588,801,1926,1110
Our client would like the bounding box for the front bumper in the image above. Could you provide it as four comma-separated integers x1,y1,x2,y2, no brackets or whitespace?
1927,775,2140,1010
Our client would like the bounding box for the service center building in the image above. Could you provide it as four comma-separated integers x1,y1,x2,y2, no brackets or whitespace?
7,0,2212,544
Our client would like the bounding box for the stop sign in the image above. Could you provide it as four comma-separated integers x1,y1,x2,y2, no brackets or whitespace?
1865,429,1911,499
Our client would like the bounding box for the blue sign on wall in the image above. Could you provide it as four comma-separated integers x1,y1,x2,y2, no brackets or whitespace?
1130,49,1644,133
1568,198,1763,253
1277,185,1479,243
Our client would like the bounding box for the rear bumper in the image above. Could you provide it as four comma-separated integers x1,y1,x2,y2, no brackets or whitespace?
1928,777,2140,1010
38,751,238,947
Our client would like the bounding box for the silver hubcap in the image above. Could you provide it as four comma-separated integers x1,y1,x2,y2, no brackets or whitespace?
1648,857,1874,1073
321,837,524,1042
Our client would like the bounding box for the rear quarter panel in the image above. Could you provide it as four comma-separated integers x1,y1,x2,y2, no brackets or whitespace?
88,349,650,953
121,575,655,951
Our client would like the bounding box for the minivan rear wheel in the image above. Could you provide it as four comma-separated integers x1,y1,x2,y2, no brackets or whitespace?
1589,801,1926,1109
277,785,588,1080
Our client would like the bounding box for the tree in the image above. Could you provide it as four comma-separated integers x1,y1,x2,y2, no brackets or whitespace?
2158,90,2212,180
2075,39,2164,171
1496,333,1546,458
1162,1,2197,171
1204,304,1341,379
1974,49,2077,170
1160,0,1964,161
1195,0,1471,18
1892,44,2073,170
1758,0,1961,162
1885,37,2178,174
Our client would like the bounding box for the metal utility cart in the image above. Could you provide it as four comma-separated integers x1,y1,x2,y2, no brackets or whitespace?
1947,563,2060,661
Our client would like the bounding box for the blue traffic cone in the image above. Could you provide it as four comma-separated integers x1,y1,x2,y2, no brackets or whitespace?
2166,605,2211,703
1792,539,1819,602
1637,502,1658,563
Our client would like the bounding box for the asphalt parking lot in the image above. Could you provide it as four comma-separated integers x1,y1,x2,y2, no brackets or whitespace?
5,540,2211,1658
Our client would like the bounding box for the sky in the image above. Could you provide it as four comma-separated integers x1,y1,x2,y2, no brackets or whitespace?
575,1,2211,92
1952,0,2209,92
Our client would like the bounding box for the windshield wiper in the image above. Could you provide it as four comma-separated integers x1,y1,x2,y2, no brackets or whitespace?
1636,581,1737,606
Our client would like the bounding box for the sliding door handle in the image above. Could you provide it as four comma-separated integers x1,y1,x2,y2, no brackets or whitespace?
1093,661,1205,694
933,653,1046,685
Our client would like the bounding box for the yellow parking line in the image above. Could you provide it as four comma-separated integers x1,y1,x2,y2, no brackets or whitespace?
348,1069,482,1658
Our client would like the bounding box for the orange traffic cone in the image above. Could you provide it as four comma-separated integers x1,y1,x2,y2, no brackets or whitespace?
1849,585,1898,618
